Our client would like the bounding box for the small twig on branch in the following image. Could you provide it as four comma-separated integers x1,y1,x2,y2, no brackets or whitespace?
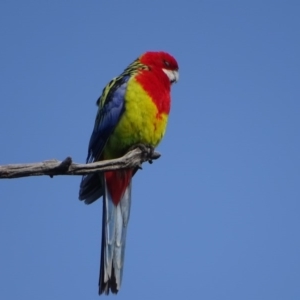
0,147,161,179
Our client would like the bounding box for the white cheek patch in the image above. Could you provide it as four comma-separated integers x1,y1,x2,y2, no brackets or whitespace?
162,69,179,83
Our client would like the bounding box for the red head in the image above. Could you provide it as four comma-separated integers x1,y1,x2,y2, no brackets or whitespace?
139,51,179,83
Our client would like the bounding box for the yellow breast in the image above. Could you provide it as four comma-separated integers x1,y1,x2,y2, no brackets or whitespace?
104,77,168,158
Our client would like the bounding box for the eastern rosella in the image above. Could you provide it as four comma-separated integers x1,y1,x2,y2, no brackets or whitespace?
79,51,179,295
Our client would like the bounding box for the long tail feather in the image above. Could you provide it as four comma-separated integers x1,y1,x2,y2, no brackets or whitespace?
99,172,132,295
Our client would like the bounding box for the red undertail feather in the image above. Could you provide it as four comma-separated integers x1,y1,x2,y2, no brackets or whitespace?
105,170,133,206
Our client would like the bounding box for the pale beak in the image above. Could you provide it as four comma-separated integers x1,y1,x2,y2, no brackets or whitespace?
163,69,179,84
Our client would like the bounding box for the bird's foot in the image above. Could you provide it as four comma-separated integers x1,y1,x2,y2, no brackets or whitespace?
129,144,160,167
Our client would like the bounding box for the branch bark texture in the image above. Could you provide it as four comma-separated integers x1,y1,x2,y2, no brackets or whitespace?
0,147,160,179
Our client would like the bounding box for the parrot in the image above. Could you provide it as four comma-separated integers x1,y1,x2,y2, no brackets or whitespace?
79,51,179,295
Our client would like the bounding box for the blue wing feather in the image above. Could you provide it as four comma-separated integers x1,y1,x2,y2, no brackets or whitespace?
87,75,130,163
79,75,130,203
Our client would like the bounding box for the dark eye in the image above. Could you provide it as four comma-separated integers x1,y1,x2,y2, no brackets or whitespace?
163,60,170,67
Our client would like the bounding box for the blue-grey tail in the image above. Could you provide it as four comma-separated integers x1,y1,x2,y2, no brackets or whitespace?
99,178,132,295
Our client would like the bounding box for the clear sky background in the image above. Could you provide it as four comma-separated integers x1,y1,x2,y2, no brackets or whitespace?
0,1,299,299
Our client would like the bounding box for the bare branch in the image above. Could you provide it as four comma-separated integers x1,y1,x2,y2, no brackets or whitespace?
0,147,161,179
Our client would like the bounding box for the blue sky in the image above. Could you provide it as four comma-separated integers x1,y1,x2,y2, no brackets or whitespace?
0,1,299,299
